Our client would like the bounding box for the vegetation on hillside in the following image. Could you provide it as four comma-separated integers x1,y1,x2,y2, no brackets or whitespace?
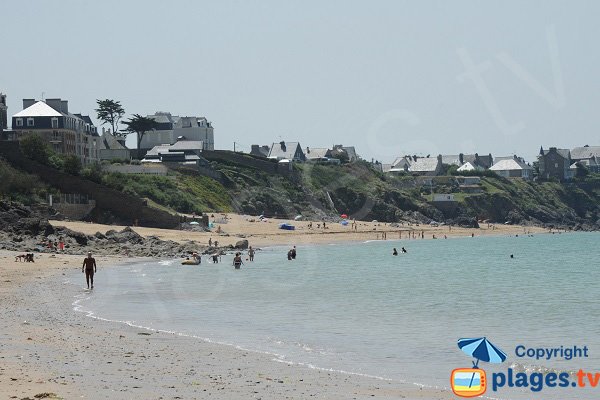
3,144,600,228
0,158,52,204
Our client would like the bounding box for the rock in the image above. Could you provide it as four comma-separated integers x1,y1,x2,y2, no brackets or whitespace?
234,239,249,250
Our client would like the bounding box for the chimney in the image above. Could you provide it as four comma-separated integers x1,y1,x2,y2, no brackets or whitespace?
459,153,464,164
23,98,36,109
60,100,68,114
102,127,106,135
46,98,62,112
280,141,286,152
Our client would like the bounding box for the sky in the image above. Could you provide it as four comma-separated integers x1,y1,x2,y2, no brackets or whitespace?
1,0,599,163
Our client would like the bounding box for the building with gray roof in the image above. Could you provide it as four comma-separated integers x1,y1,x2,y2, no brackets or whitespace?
140,111,214,151
267,141,306,162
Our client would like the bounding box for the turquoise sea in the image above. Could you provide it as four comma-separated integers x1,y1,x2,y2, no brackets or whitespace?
72,232,600,399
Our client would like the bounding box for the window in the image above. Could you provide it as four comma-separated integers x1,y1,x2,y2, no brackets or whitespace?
555,163,558,168
51,118,58,128
27,118,34,127
16,118,23,126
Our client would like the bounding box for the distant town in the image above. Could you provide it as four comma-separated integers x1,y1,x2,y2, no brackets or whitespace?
1,92,599,185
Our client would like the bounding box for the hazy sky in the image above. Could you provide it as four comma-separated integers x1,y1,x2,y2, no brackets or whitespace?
2,0,599,162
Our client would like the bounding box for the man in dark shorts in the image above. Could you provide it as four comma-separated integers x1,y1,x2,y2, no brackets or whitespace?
82,252,97,289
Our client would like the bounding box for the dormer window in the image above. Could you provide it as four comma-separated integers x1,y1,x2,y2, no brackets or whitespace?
27,118,34,127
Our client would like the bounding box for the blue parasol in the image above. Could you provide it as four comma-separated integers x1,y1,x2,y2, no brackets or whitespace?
458,337,507,388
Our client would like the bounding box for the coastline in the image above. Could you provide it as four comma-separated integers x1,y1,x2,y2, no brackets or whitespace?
50,213,549,249
0,250,456,399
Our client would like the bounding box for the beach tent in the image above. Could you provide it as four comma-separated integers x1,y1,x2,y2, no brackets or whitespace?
279,223,295,230
341,220,349,226
294,215,303,221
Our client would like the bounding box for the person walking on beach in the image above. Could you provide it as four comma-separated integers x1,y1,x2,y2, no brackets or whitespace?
82,252,97,289
209,238,212,247
248,246,255,261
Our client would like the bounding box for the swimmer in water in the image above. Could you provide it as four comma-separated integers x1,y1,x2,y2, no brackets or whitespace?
233,252,244,269
393,248,398,256
401,247,407,253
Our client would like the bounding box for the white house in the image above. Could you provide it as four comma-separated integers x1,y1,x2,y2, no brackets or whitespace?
489,156,532,179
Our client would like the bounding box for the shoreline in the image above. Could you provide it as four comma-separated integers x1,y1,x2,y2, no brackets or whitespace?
50,213,550,249
0,250,457,399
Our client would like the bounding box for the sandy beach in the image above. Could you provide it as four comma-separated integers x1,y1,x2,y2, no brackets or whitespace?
0,249,460,400
50,213,546,248
0,217,548,399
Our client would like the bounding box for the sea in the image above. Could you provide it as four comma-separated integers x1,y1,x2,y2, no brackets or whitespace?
71,232,600,399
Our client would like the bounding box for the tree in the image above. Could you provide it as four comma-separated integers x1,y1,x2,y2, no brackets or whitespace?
20,134,50,164
62,155,82,175
95,99,125,136
122,114,159,150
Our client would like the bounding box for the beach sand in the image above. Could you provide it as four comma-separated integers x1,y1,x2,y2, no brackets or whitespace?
50,213,546,248
1,217,545,399
0,250,457,399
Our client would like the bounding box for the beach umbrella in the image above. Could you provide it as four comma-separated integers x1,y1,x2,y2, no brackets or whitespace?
341,220,349,226
340,214,348,219
458,337,506,366
458,337,507,389
294,215,303,221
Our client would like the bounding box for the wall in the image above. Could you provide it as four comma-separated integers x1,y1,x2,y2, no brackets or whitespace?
103,163,168,175
52,201,97,220
202,150,278,174
99,148,131,161
0,141,180,229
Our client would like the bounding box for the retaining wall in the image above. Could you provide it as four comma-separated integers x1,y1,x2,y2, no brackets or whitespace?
0,141,180,229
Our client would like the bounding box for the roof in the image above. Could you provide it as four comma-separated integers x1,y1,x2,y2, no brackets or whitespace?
457,161,480,171
441,155,461,166
571,158,598,168
13,101,62,117
391,156,412,168
101,132,128,150
490,158,532,171
144,145,171,157
342,146,357,159
381,163,392,173
169,140,204,151
571,146,600,160
268,141,302,159
541,148,570,159
305,147,330,159
409,157,439,172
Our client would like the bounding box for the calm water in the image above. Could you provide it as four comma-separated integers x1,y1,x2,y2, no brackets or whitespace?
72,232,600,399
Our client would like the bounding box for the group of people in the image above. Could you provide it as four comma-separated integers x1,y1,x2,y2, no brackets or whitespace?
15,253,35,262
232,246,255,269
287,246,297,260
392,247,407,256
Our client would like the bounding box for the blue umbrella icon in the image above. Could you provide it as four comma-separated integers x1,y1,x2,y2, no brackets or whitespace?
458,337,507,388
